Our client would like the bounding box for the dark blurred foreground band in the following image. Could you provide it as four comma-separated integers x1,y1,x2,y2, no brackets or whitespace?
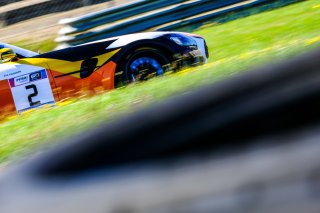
1,47,320,213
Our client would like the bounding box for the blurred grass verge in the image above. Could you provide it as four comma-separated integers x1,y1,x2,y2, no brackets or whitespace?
0,0,319,165
11,37,57,53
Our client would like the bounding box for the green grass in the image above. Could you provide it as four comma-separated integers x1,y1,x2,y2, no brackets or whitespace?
1,0,320,165
12,37,57,53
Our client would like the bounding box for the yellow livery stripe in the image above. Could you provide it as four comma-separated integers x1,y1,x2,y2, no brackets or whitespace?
17,48,121,78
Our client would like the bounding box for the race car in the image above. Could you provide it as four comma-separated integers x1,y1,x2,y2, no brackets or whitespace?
0,31,208,116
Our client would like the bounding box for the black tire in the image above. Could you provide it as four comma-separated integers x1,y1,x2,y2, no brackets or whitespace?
115,47,170,87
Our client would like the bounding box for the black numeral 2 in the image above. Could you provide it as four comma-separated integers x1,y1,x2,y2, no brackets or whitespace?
25,84,41,106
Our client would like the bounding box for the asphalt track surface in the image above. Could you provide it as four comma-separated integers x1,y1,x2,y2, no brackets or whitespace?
0,0,132,43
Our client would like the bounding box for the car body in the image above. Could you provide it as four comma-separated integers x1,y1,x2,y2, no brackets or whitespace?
0,31,208,116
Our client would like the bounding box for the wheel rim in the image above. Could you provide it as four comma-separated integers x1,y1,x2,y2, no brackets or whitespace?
129,57,164,81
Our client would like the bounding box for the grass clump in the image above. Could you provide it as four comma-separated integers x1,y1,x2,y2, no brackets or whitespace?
1,0,320,164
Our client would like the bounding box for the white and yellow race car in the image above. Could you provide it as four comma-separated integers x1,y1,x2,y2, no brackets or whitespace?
0,31,208,116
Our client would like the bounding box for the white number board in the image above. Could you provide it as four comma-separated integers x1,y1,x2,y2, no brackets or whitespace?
8,69,55,113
